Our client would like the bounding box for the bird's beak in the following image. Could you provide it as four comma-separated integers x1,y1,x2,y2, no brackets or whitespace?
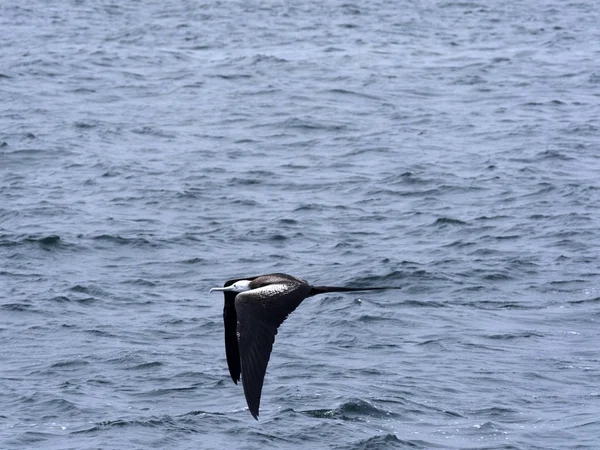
209,286,233,293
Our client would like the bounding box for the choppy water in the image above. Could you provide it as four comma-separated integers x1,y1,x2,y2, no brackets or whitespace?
2,1,600,449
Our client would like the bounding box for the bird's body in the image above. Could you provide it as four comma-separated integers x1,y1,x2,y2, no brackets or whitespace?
210,273,396,419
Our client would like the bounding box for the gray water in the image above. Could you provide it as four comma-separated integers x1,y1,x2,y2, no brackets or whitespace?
2,1,600,449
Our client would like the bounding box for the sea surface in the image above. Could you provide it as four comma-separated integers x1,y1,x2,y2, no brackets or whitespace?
1,1,600,449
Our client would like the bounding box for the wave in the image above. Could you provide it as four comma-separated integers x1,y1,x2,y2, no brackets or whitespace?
302,399,399,421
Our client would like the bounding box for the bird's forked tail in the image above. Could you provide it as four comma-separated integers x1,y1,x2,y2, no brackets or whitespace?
308,285,399,297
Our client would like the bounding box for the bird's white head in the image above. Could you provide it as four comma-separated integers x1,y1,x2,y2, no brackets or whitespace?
210,279,252,294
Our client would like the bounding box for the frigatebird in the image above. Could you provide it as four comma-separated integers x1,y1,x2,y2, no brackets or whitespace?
210,273,396,419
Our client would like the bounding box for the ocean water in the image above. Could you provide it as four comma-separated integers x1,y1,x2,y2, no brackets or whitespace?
1,0,600,448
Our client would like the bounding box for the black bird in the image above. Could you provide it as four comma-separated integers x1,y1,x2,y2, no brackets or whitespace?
210,273,397,419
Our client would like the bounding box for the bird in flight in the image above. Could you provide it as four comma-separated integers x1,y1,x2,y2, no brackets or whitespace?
210,273,397,419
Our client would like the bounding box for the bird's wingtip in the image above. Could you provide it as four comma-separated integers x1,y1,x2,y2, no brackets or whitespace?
249,407,259,420
241,405,259,420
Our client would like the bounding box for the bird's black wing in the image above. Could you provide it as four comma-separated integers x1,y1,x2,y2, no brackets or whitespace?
235,282,311,419
223,291,241,384
222,276,260,384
